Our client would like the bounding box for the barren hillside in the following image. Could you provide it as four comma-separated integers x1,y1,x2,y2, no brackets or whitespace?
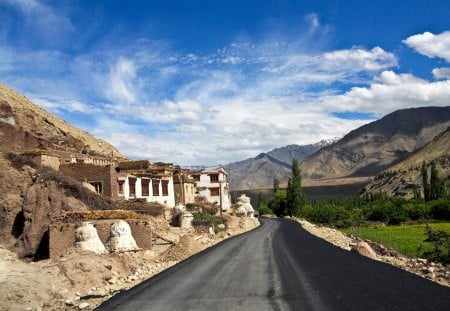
363,127,450,198
300,107,450,181
0,83,125,157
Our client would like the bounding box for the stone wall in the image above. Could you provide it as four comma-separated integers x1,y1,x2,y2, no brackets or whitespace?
60,163,118,198
49,219,152,258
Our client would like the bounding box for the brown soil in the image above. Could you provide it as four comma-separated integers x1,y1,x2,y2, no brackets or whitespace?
0,214,259,310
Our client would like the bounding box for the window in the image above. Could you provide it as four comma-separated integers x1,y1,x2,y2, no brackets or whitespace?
90,182,103,194
129,178,136,197
162,180,169,196
117,180,124,195
142,179,150,196
209,174,219,183
210,187,219,196
152,179,160,196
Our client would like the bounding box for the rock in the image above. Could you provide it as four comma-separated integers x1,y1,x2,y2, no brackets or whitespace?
208,227,215,236
352,241,377,259
17,180,88,258
65,299,74,306
105,220,139,252
78,302,90,310
217,224,226,231
74,222,107,254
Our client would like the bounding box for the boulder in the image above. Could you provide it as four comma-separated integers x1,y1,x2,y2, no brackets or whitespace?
106,220,139,252
352,241,377,259
74,222,107,254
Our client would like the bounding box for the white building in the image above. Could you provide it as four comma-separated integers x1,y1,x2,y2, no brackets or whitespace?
116,161,176,207
117,174,175,207
192,167,231,211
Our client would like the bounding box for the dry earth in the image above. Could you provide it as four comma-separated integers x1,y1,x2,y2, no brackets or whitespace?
294,218,450,288
0,213,259,311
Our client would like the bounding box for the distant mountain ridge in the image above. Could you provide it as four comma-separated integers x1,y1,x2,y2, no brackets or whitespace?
225,139,337,190
363,126,450,198
300,106,450,180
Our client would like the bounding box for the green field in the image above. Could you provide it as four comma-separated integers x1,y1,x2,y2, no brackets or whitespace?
342,223,450,257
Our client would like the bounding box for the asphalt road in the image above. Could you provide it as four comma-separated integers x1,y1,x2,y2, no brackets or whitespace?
96,218,450,311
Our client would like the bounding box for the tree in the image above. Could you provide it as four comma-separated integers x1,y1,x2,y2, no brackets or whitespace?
286,159,305,216
273,178,280,194
422,161,430,201
257,192,265,209
429,160,446,200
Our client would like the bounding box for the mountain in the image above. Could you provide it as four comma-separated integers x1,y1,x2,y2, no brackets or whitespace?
363,126,450,198
300,107,450,181
225,140,336,190
0,83,125,157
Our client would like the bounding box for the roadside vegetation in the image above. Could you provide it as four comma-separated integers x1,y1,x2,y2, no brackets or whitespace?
254,159,450,263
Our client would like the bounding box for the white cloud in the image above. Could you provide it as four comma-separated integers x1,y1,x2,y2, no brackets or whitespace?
1,0,74,43
323,71,450,115
323,47,398,71
432,67,450,80
106,57,138,103
403,31,450,62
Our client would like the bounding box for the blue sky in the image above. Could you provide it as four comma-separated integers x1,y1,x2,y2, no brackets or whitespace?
1,0,449,165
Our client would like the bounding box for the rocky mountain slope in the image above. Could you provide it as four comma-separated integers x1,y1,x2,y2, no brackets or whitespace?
300,107,450,181
0,83,125,253
363,126,450,198
225,140,336,190
0,83,124,157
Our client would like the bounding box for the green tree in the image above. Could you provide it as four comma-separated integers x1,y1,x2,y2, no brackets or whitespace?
422,161,430,201
286,159,305,216
257,192,266,209
429,160,446,200
273,178,280,194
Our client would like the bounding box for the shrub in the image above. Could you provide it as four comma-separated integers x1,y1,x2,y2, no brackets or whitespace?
423,224,450,263
6,152,38,170
429,199,450,220
258,204,274,215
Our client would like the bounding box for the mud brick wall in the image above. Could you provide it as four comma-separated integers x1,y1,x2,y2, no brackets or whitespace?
60,163,118,198
49,219,152,258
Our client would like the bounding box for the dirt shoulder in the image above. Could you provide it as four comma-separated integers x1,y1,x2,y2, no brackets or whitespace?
293,217,450,288
0,214,259,311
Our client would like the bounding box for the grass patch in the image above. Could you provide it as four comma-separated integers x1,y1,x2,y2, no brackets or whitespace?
342,222,450,257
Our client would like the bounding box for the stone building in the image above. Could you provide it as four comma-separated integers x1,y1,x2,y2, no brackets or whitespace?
173,172,196,205
60,160,177,207
191,167,231,211
116,161,176,207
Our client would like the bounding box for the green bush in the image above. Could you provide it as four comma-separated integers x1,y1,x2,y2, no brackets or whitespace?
429,199,450,220
258,203,274,215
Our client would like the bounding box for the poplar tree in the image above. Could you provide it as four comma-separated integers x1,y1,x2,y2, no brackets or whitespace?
286,159,305,216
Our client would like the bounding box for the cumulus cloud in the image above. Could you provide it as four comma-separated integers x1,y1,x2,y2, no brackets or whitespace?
323,47,397,71
323,71,450,115
403,31,450,62
432,67,450,80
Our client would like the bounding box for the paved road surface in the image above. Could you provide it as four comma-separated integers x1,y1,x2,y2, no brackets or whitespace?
97,218,450,310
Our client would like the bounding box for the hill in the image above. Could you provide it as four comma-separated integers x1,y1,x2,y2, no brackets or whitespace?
363,126,450,198
0,83,125,157
0,83,126,254
300,107,450,182
225,140,336,190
